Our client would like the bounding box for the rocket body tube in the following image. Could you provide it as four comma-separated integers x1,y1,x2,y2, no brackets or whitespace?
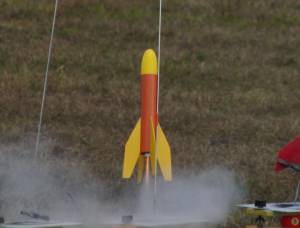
140,50,158,155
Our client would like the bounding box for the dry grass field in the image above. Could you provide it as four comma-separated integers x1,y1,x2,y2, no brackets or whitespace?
1,0,300,226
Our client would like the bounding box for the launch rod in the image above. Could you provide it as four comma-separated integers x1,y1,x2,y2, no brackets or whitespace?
35,0,59,159
294,179,300,202
153,0,163,207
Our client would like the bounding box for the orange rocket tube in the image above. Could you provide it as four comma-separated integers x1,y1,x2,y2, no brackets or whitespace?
140,49,158,154
140,75,158,154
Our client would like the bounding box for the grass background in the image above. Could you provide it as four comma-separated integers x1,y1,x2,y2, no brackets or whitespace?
1,0,300,226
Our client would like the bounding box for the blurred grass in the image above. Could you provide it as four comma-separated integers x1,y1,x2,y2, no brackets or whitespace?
1,0,300,226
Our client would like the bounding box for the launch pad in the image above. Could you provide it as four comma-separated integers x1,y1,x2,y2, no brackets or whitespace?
99,215,210,228
238,201,300,228
0,211,81,228
239,202,300,213
0,222,80,228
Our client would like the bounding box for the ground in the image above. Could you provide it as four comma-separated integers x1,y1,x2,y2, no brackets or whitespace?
1,0,300,227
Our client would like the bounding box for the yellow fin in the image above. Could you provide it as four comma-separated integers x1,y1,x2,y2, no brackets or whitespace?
157,123,172,181
150,121,172,181
122,119,141,179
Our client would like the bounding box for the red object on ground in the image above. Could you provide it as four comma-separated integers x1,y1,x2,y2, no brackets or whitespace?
281,215,300,227
275,137,300,172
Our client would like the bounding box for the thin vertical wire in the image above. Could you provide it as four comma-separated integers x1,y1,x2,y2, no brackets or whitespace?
294,179,300,202
154,0,163,206
35,0,59,159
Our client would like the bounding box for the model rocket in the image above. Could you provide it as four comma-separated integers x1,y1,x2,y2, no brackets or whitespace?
122,49,172,183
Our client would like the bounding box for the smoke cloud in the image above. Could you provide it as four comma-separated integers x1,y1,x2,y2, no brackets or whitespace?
136,168,243,226
0,140,243,226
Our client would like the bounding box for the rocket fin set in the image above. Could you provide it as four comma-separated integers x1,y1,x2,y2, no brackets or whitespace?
122,49,172,182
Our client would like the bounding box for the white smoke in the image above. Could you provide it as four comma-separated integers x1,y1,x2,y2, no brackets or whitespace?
136,168,243,225
0,140,242,226
0,140,103,222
